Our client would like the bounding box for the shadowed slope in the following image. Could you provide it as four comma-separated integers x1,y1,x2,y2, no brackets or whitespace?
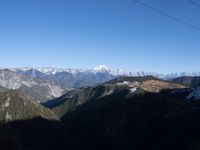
61,88,200,150
44,76,186,118
171,76,200,87
0,117,79,150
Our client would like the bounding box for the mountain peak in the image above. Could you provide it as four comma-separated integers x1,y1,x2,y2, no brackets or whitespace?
94,65,109,71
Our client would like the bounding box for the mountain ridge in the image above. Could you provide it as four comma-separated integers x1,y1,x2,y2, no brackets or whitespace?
9,65,200,79
44,76,186,118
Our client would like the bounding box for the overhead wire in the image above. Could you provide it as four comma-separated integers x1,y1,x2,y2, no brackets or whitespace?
186,0,200,8
132,0,200,31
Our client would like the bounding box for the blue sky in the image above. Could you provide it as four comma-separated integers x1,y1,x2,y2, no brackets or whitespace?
0,0,199,73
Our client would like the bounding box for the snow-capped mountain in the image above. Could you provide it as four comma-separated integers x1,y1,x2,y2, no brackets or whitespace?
12,65,200,80
13,65,127,76
12,66,118,88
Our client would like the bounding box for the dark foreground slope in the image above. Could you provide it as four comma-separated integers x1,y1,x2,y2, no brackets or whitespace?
0,118,78,150
61,88,200,150
2,76,200,150
0,91,79,150
46,76,200,150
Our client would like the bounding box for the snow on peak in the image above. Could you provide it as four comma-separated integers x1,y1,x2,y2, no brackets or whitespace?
5,67,200,79
94,65,109,71
37,67,59,75
94,65,127,75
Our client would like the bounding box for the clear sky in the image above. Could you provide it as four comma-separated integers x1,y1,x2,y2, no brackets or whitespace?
0,0,199,73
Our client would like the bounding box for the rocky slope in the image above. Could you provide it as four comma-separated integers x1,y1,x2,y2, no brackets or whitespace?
0,69,66,102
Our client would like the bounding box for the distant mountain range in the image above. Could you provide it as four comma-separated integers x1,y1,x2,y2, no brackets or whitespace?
11,65,200,80
0,65,200,102
12,65,116,88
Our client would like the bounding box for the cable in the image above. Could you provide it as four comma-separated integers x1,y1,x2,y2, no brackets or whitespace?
186,0,200,8
132,0,200,31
